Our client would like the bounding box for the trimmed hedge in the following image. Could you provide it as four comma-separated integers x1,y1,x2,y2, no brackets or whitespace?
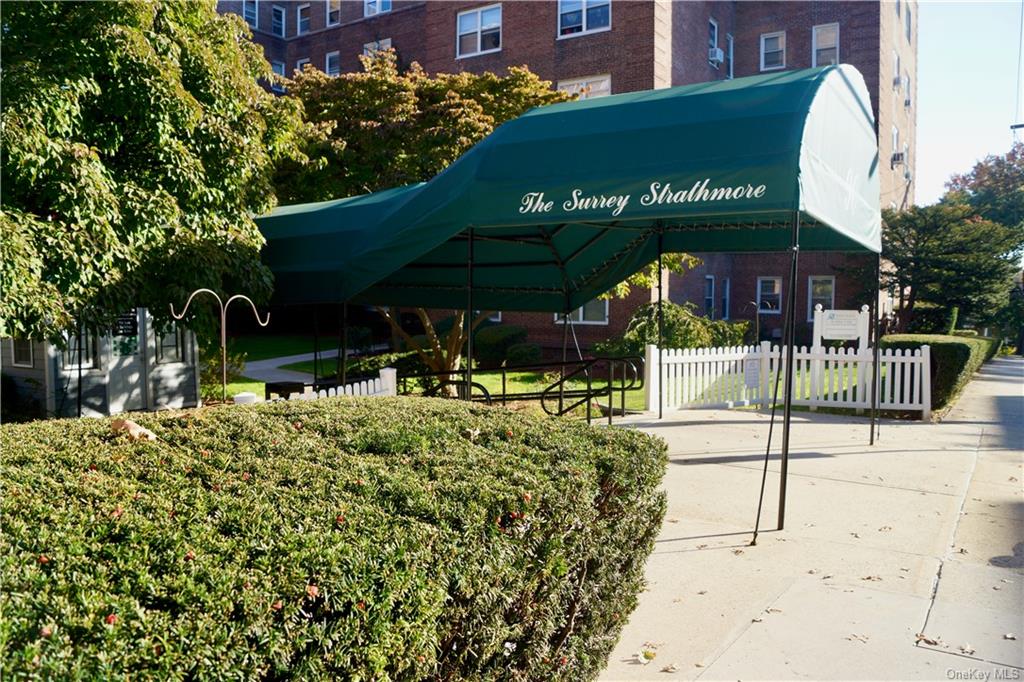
881,334,1002,409
474,325,529,367
1,398,666,680
505,342,542,367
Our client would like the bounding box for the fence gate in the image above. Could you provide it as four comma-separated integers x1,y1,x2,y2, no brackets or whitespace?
645,343,931,419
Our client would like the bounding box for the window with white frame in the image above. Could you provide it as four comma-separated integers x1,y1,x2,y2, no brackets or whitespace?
757,277,782,314
62,328,99,370
892,125,899,154
295,57,310,73
271,61,286,91
721,278,731,320
895,0,901,17
271,5,285,36
893,50,900,87
725,34,734,79
457,5,501,58
558,0,610,37
812,23,839,66
807,276,835,321
11,338,33,368
555,298,609,325
905,6,912,42
326,0,341,25
156,324,184,364
760,31,785,71
363,37,392,55
325,51,341,76
708,18,718,66
557,74,611,99
475,310,502,323
704,276,715,319
243,0,258,27
904,73,911,106
364,0,391,17
296,4,310,34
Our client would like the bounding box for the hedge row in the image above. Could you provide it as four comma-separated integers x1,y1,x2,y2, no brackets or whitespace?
1,398,667,680
881,334,1002,409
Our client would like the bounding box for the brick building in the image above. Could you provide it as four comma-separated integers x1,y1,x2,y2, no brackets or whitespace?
220,0,916,348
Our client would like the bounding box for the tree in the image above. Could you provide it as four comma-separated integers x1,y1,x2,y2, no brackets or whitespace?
1,1,313,341
277,53,697,382
946,142,1024,232
882,204,1023,330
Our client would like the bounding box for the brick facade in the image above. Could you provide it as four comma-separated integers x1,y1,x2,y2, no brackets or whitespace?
219,0,916,351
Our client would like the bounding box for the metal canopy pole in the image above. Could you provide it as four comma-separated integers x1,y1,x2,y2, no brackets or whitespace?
657,230,664,420
777,212,801,531
312,306,320,388
77,319,83,418
560,307,569,414
465,227,474,401
870,253,882,444
339,301,349,386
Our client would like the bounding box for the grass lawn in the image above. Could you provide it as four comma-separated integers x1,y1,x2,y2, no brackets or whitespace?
228,335,317,362
279,356,345,374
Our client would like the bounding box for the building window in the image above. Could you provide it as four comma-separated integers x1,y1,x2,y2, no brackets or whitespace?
704,276,716,319
271,61,286,91
557,74,611,99
725,34,734,79
296,4,310,34
363,38,392,55
62,329,99,370
11,338,33,368
555,299,609,325
558,0,610,38
156,324,184,364
295,58,310,74
812,23,839,67
895,0,901,17
708,18,719,67
760,31,785,71
892,125,899,153
721,278,731,320
757,277,782,314
364,0,391,17
271,5,285,36
243,0,258,27
457,4,501,58
807,276,835,321
905,6,912,42
893,50,901,88
325,50,341,76
327,0,341,26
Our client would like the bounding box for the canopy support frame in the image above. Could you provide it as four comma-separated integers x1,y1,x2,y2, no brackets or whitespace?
870,252,881,444
657,227,665,420
466,227,474,401
777,211,801,531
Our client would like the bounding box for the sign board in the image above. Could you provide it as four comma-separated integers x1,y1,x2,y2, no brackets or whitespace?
744,359,761,388
819,310,862,341
112,311,138,337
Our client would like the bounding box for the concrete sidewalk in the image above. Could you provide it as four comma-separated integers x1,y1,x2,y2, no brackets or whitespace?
602,356,1023,680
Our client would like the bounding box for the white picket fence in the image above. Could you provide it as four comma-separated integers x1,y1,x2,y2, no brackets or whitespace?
645,342,931,419
284,368,398,401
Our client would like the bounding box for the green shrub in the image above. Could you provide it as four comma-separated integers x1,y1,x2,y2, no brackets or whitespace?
907,303,948,334
594,302,713,357
505,342,542,367
708,319,751,347
881,334,1002,409
1,398,666,681
474,325,529,367
951,329,978,337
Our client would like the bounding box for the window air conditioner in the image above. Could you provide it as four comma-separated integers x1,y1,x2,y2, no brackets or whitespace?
904,96,912,108
891,151,905,166
708,47,725,65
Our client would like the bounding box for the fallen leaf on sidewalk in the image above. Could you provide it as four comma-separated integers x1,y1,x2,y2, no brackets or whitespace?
1004,634,1017,640
697,590,707,595
1010,477,1019,482
821,574,834,580
635,649,657,665
878,526,892,532
660,663,679,673
959,644,975,655
667,518,680,523
916,633,941,646
751,616,763,623
957,547,969,554
766,608,782,614
807,569,818,575
850,532,861,539
697,544,708,549
732,549,744,555
1000,578,1013,583
861,575,883,581
992,585,1002,591
845,634,870,643
694,663,705,668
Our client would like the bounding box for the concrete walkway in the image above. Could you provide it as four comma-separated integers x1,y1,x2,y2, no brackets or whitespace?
243,344,389,384
602,356,1023,680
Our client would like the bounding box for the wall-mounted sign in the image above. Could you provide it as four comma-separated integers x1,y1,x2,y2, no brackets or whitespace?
112,311,138,337
744,359,761,388
820,310,861,340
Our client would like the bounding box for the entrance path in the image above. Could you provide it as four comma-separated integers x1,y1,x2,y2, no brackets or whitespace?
243,344,390,384
601,357,1023,680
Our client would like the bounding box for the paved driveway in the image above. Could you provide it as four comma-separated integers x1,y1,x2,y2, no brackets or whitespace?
602,357,1023,680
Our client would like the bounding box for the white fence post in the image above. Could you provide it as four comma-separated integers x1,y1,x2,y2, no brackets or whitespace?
920,345,931,420
645,344,658,412
759,341,771,409
379,367,398,397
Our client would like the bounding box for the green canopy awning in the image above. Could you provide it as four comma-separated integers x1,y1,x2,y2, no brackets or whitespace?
259,65,880,311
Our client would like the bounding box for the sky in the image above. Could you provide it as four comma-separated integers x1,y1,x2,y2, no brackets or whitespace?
915,0,1024,204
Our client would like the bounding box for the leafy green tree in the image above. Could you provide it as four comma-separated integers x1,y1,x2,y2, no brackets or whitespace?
946,142,1024,231
1,1,312,341
882,204,1023,330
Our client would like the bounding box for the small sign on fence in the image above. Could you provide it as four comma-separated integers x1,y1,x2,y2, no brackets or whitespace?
744,359,761,388
820,310,861,340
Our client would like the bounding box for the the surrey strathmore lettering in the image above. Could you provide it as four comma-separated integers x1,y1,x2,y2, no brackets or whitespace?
519,179,768,218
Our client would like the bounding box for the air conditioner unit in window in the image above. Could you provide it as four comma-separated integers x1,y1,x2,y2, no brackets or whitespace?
708,47,725,65
891,151,905,166
904,96,912,108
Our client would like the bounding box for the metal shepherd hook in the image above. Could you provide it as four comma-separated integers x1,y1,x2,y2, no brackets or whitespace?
170,289,270,403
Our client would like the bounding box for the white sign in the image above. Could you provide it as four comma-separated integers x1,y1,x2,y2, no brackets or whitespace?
820,310,862,341
744,359,761,388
